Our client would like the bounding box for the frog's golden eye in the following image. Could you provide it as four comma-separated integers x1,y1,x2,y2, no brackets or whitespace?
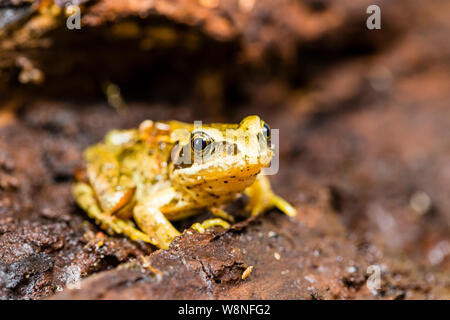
262,122,271,140
191,131,213,156
259,122,271,146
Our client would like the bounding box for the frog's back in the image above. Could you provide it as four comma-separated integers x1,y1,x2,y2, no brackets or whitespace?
83,124,176,214
120,138,173,201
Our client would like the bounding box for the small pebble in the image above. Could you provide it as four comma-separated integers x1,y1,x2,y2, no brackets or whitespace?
304,275,316,284
347,266,357,273
268,231,277,238
410,191,432,215
242,266,254,280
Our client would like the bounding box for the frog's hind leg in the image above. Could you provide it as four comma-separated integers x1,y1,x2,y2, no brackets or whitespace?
73,182,153,244
133,187,181,250
244,174,296,217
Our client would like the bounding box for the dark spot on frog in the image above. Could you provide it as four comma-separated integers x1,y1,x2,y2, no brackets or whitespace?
207,192,220,199
224,181,228,183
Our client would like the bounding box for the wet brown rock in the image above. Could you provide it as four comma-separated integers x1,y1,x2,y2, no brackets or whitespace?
52,211,437,300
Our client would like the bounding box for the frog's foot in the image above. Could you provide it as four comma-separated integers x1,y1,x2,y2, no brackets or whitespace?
244,174,296,217
73,182,153,243
133,187,181,250
210,207,235,223
191,218,231,233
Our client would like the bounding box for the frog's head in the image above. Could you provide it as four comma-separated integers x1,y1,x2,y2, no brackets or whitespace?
169,115,272,195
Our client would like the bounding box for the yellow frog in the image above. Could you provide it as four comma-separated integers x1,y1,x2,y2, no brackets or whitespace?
73,116,296,249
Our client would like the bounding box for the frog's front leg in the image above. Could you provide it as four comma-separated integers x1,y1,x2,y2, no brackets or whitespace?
210,206,235,223
73,182,153,243
191,218,231,233
133,187,181,249
244,174,296,217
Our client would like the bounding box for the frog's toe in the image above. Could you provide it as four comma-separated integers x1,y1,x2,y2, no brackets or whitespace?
271,195,297,217
191,218,231,233
210,207,235,223
246,194,296,217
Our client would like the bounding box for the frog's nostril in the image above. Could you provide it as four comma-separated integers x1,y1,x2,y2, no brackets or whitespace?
230,144,238,156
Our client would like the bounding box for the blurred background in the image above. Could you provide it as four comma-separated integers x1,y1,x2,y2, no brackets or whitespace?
0,0,448,299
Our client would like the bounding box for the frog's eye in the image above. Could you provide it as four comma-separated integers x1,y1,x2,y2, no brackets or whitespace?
191,131,213,156
259,122,271,147
262,122,271,140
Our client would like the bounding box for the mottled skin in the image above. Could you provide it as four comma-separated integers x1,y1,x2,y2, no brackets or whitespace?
73,116,296,249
